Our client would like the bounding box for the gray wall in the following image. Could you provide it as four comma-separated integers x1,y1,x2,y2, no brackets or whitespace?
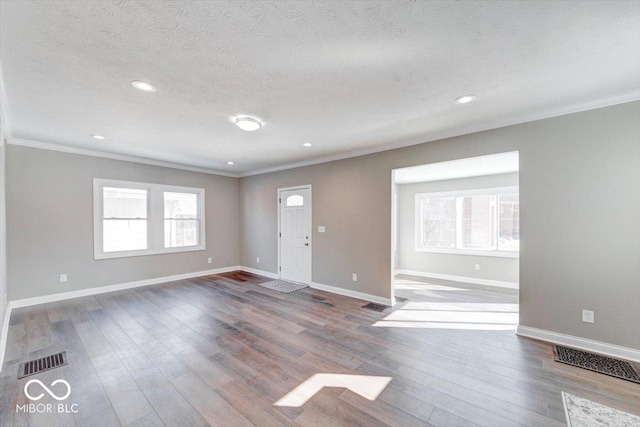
396,173,519,283
240,101,640,350
6,145,240,300
0,135,6,327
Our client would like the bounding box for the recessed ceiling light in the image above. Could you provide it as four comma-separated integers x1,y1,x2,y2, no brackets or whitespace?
91,134,105,140
303,143,312,147
235,116,263,131
227,161,235,165
131,80,157,92
455,94,476,104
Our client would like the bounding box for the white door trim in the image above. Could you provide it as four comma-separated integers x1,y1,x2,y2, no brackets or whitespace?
277,185,312,284
390,170,397,306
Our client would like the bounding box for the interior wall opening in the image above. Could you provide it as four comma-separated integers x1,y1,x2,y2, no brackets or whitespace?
389,151,520,332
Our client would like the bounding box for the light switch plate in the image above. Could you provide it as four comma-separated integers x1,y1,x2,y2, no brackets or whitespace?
318,226,326,233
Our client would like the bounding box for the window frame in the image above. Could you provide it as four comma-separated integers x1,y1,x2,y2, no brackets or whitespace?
93,178,206,260
414,186,519,259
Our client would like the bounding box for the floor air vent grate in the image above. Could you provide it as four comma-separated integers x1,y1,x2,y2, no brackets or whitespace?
18,351,68,379
553,345,640,384
363,302,389,312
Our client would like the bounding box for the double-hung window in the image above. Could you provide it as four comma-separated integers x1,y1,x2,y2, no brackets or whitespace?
415,187,519,257
94,179,205,259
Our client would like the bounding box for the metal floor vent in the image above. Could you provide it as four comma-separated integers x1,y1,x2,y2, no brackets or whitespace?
363,302,389,312
553,345,640,384
18,351,68,379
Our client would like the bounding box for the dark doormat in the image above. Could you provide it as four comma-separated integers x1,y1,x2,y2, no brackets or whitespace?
553,345,640,384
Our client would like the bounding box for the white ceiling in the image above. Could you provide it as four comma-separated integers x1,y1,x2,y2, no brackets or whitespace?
394,151,519,184
0,1,638,175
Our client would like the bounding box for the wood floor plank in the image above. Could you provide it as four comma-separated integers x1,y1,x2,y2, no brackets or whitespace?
216,380,298,427
2,271,639,427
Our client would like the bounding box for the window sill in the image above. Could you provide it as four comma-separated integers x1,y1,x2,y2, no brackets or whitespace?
95,245,206,260
414,248,519,259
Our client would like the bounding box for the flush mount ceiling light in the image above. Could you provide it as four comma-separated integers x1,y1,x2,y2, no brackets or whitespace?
131,80,157,92
303,143,312,147
91,134,105,140
235,116,263,132
455,94,476,104
227,161,235,165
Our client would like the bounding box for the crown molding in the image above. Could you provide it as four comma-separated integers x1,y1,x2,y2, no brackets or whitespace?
239,91,640,177
8,137,239,178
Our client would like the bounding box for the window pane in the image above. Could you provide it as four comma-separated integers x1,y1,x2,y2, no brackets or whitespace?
103,219,147,252
499,193,520,251
165,220,199,248
104,187,147,218
420,197,456,248
286,195,304,206
460,195,495,250
164,192,198,219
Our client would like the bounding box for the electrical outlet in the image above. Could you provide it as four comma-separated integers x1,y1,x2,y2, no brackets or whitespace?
474,264,480,271
207,257,212,264
582,310,595,324
257,257,260,263
59,274,67,283
352,273,358,281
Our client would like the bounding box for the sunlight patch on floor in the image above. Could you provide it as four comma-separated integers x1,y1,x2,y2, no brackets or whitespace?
274,374,393,407
373,321,516,330
402,301,519,312
375,301,518,330
383,309,517,323
395,282,471,291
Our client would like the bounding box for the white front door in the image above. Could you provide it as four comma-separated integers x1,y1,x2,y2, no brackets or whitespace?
279,187,311,284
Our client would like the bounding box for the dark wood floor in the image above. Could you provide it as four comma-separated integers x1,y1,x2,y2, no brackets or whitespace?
1,272,639,426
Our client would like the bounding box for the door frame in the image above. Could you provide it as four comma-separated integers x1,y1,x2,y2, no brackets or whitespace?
277,184,312,284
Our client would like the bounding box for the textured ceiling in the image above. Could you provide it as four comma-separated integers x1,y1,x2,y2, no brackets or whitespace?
1,1,639,174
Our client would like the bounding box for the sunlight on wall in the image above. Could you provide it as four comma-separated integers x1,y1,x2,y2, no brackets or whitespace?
274,373,393,407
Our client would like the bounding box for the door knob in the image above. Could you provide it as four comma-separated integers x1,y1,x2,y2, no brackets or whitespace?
305,243,309,246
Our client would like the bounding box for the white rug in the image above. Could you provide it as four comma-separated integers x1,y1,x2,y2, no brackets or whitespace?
562,392,640,427
259,279,309,293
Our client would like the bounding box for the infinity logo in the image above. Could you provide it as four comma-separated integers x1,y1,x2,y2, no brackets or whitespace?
24,379,71,401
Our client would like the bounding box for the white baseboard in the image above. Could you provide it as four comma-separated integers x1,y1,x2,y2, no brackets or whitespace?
310,281,393,306
238,266,279,279
395,269,519,290
237,267,392,306
9,266,240,310
517,325,640,363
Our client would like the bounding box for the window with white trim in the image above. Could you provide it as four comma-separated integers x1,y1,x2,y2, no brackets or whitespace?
94,179,205,259
415,187,519,257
